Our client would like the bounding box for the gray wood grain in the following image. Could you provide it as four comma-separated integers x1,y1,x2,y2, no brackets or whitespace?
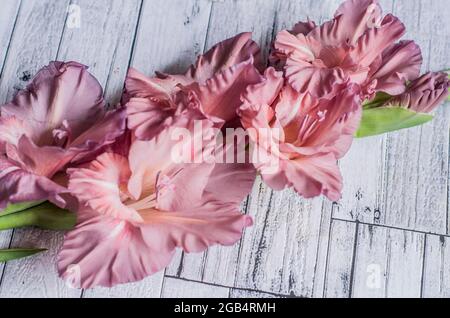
0,0,21,76
351,224,425,298
422,234,450,298
161,277,229,298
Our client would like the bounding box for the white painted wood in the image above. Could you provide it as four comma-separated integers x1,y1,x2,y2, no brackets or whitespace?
161,277,229,298
422,235,450,298
83,274,165,298
129,0,212,75
322,220,356,298
0,0,21,74
0,0,142,298
229,289,281,298
236,181,333,297
351,224,425,298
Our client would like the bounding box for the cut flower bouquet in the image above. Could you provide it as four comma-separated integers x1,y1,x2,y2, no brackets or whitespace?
0,0,448,288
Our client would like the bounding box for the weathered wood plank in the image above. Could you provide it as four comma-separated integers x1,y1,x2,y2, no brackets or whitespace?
161,277,229,298
229,288,283,298
166,0,280,286
235,182,333,297
351,224,425,298
322,219,356,298
0,0,21,75
83,274,164,298
0,0,142,298
422,234,450,298
0,0,71,297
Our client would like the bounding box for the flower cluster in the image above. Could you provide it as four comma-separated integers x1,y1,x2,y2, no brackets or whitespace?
0,0,448,288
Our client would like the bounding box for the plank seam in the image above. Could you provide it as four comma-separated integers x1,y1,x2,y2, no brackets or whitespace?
0,0,22,81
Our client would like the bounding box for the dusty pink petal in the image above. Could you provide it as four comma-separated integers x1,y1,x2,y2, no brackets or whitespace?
0,156,66,210
68,153,142,223
0,117,29,153
369,40,422,95
333,0,382,45
291,19,317,36
58,207,175,289
240,67,284,108
346,14,405,68
182,32,262,84
1,61,105,146
388,72,450,113
14,135,73,178
69,108,127,162
181,56,262,123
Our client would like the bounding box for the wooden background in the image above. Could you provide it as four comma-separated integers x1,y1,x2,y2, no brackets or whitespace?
0,0,449,298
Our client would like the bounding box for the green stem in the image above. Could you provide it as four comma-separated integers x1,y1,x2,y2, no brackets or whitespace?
0,202,76,231
0,248,47,262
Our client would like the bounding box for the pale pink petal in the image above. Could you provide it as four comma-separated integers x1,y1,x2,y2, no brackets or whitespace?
283,153,343,201
0,156,66,210
58,207,174,288
126,97,176,140
1,61,105,145
0,117,29,153
68,153,142,223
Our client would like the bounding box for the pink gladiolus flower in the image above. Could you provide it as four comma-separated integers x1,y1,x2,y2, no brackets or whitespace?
124,32,264,140
385,72,450,113
239,68,361,201
271,0,422,99
0,62,126,209
57,119,255,288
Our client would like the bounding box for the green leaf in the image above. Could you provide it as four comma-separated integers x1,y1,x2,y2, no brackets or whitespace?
356,107,434,138
0,201,45,216
0,202,76,231
0,248,46,263
362,92,393,109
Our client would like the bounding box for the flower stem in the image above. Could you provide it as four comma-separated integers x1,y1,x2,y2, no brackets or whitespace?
0,202,76,231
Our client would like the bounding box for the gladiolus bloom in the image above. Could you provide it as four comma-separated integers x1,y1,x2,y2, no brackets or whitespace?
271,0,422,100
58,119,255,288
124,32,263,140
0,62,126,209
239,68,361,201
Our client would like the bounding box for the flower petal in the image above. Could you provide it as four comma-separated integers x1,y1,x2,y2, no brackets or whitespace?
369,40,422,95
1,61,105,145
68,152,141,223
0,157,66,210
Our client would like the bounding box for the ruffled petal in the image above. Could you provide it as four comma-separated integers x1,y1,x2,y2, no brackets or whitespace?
68,152,141,223
1,61,105,146
283,152,343,201
347,14,405,68
0,157,66,210
182,32,262,84
181,56,262,123
369,40,422,95
333,0,382,45
58,207,174,289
